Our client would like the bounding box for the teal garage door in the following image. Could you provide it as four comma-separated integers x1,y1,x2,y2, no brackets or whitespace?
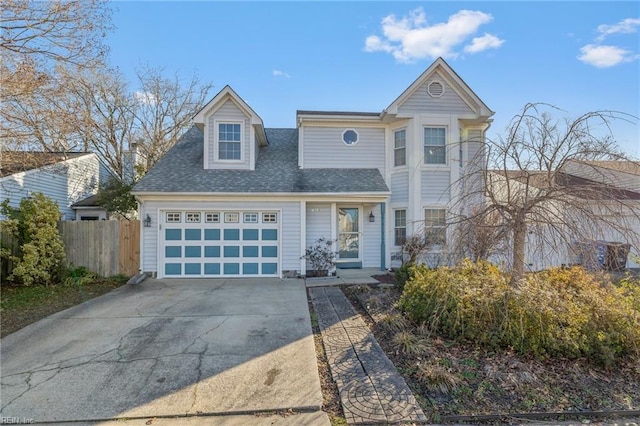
160,210,279,278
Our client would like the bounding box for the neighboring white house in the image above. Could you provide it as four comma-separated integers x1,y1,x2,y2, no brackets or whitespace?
132,57,494,278
488,160,640,271
0,151,113,220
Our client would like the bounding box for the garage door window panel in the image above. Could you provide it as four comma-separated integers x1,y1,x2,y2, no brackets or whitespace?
262,229,277,240
205,263,220,275
205,246,220,257
165,246,181,258
185,246,201,257
243,263,259,274
185,263,201,275
205,229,220,240
185,229,201,240
224,229,240,240
243,229,259,240
224,263,240,274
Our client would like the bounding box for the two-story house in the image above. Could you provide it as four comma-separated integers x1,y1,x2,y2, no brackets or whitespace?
132,58,493,278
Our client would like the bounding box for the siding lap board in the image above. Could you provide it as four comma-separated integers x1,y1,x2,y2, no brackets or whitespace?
390,172,409,204
398,78,474,115
302,126,385,173
422,170,450,203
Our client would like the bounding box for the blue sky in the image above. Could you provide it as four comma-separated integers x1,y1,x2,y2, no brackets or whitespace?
108,1,640,157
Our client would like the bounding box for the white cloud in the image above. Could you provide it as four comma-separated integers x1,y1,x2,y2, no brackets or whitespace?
464,33,505,53
364,8,504,62
272,69,290,79
596,18,640,41
578,44,637,68
134,91,157,105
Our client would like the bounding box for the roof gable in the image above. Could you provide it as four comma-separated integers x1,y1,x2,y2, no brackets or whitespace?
193,85,267,146
384,57,493,119
0,151,92,178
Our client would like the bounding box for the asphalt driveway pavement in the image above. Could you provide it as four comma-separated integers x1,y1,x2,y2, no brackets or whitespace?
0,278,326,424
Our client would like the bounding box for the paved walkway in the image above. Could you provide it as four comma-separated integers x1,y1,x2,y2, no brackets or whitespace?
309,287,427,425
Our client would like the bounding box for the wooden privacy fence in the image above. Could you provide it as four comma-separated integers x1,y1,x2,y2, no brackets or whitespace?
58,220,140,277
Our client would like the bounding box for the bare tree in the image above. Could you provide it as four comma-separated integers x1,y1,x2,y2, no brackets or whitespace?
1,0,112,153
65,66,136,178
1,64,83,152
133,65,213,171
451,103,639,281
1,0,111,70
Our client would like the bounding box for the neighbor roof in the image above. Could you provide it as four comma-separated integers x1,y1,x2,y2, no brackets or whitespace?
0,151,90,178
576,160,640,176
490,170,640,200
132,126,389,194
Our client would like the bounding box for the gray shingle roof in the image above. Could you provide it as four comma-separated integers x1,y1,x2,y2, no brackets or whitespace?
132,126,389,194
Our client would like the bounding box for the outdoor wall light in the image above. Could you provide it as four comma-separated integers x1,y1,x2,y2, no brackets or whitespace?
369,211,375,222
144,214,152,227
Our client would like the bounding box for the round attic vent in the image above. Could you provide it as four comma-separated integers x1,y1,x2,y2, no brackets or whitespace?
427,81,444,97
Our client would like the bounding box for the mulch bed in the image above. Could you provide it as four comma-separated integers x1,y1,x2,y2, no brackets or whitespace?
343,283,640,424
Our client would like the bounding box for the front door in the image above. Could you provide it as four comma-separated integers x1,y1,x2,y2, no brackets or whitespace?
338,207,360,263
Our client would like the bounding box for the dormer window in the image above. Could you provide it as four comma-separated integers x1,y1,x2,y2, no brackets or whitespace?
217,122,242,160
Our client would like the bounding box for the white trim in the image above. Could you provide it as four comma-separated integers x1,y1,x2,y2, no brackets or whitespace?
341,129,360,146
384,57,494,118
300,200,306,275
393,127,407,168
330,202,337,262
138,201,144,273
423,125,448,166
298,126,304,168
157,208,282,278
427,79,445,97
392,208,407,247
213,119,245,163
133,192,390,200
249,125,256,171
336,204,363,263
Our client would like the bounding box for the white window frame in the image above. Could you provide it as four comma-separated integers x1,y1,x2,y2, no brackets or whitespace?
424,208,447,246
394,209,406,247
243,212,258,223
394,129,406,167
214,120,244,162
341,129,359,146
185,212,201,223
224,212,239,223
166,212,181,223
262,212,278,223
424,127,447,165
205,212,220,223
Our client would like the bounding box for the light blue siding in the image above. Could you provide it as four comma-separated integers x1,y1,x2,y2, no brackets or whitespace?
302,126,385,173
207,99,251,170
398,76,475,115
390,172,409,204
421,170,451,203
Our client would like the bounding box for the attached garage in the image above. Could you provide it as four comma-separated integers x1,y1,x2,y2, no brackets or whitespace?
159,210,280,278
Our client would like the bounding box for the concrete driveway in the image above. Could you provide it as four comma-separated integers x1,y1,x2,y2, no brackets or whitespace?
0,278,325,424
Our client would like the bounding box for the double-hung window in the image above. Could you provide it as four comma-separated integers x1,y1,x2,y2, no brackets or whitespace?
394,210,406,246
424,209,446,246
424,127,446,164
394,129,406,167
218,123,241,160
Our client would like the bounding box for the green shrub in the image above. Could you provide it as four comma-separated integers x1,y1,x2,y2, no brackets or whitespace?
63,265,97,288
398,261,640,366
1,193,66,286
394,264,413,291
399,260,509,347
